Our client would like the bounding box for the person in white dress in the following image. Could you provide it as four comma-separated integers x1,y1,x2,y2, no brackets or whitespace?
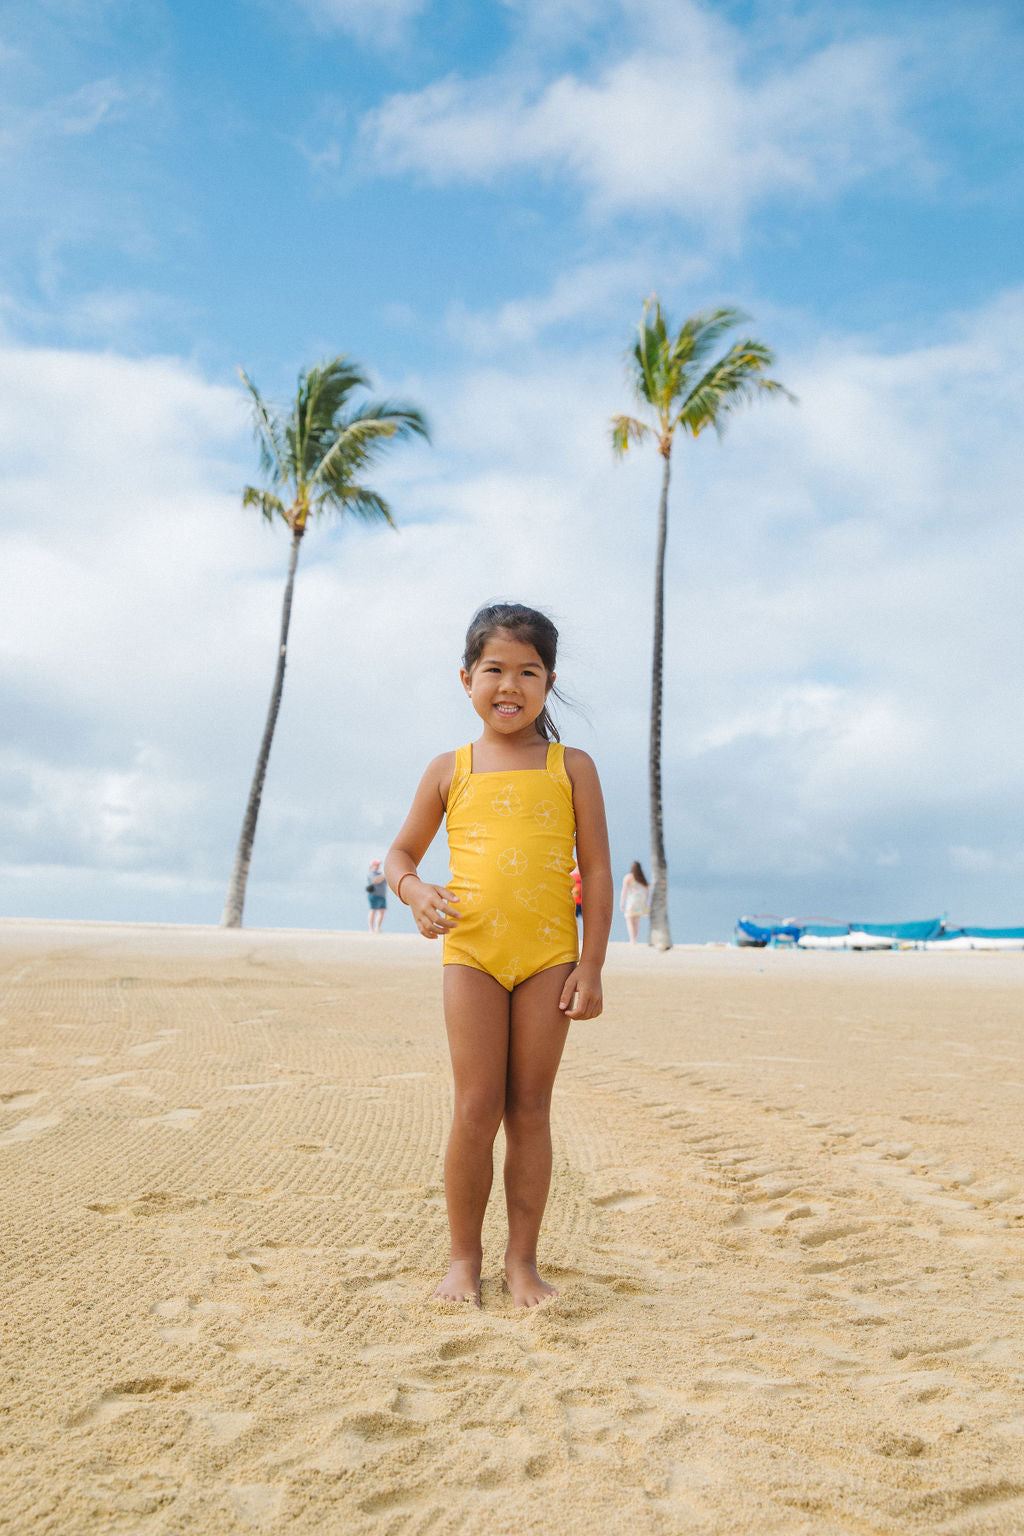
619,861,650,944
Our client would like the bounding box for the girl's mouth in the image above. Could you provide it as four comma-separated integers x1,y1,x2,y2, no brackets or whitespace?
495,703,521,715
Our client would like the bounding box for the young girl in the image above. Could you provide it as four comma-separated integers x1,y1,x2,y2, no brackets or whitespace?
384,603,612,1309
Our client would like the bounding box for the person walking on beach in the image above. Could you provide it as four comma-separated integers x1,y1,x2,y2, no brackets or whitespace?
619,861,650,944
385,603,612,1308
366,858,387,933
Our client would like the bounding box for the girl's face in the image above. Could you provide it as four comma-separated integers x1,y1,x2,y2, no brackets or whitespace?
461,629,553,737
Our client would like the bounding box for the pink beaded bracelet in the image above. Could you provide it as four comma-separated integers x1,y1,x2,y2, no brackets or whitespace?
396,872,417,905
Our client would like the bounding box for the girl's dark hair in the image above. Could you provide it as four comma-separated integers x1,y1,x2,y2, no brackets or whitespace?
630,861,648,885
463,602,566,741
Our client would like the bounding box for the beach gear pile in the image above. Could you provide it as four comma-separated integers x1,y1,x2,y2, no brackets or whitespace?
735,916,1024,951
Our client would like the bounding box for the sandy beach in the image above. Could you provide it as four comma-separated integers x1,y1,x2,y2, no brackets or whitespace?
1,920,1022,1534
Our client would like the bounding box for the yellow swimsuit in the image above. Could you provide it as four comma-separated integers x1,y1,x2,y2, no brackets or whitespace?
443,742,578,990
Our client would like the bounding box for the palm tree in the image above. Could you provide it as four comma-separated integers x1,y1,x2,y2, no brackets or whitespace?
611,297,792,950
220,356,428,928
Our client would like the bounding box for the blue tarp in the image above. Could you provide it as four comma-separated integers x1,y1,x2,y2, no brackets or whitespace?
736,915,946,945
736,918,802,946
852,919,943,942
931,926,1024,941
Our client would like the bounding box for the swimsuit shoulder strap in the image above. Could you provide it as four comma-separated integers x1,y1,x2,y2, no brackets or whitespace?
546,741,571,788
446,744,472,811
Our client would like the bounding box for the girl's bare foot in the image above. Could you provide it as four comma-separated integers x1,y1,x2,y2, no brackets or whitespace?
504,1255,557,1308
432,1258,481,1306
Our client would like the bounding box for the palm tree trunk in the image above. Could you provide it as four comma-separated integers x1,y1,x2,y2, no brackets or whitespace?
220,529,303,928
648,452,672,950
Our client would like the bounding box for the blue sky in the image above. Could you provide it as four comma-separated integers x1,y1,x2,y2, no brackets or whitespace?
2,0,1023,940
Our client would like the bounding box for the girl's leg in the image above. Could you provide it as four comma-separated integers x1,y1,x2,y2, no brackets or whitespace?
502,961,573,1307
625,913,639,943
436,964,510,1304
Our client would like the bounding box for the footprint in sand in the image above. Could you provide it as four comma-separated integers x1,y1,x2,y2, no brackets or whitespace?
588,1168,658,1212
151,1295,242,1345
65,1376,193,1428
590,1189,659,1211
0,1089,43,1109
152,1286,309,1365
728,1203,784,1232
0,1114,61,1145
87,1191,209,1218
76,1072,137,1092
139,1107,203,1129
187,1404,255,1443
216,1337,303,1364
227,1240,294,1276
228,1483,284,1527
798,1221,872,1248
222,1081,290,1092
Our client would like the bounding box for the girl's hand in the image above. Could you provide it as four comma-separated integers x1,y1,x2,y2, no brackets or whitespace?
559,964,603,1020
406,879,460,940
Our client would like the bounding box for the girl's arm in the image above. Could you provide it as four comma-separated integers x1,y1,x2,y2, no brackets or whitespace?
384,754,460,940
562,749,613,1019
619,873,630,911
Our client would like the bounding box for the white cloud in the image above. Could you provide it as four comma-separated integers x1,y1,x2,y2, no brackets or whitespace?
0,75,148,164
293,0,427,48
0,286,192,348
446,255,708,351
360,1,921,234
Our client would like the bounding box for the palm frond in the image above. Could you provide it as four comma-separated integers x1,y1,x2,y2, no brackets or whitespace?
238,369,289,486
670,307,749,375
610,413,652,456
311,483,396,527
241,485,287,524
630,295,670,411
344,398,431,439
311,401,429,490
675,338,795,438
296,357,373,481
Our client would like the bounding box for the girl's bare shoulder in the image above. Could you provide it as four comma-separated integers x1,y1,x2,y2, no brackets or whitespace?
563,746,599,783
423,750,458,805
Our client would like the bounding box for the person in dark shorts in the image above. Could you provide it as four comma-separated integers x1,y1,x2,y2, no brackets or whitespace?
366,858,387,932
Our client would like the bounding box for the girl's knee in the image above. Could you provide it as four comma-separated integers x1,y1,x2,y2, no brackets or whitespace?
503,1092,552,1133
453,1092,505,1141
